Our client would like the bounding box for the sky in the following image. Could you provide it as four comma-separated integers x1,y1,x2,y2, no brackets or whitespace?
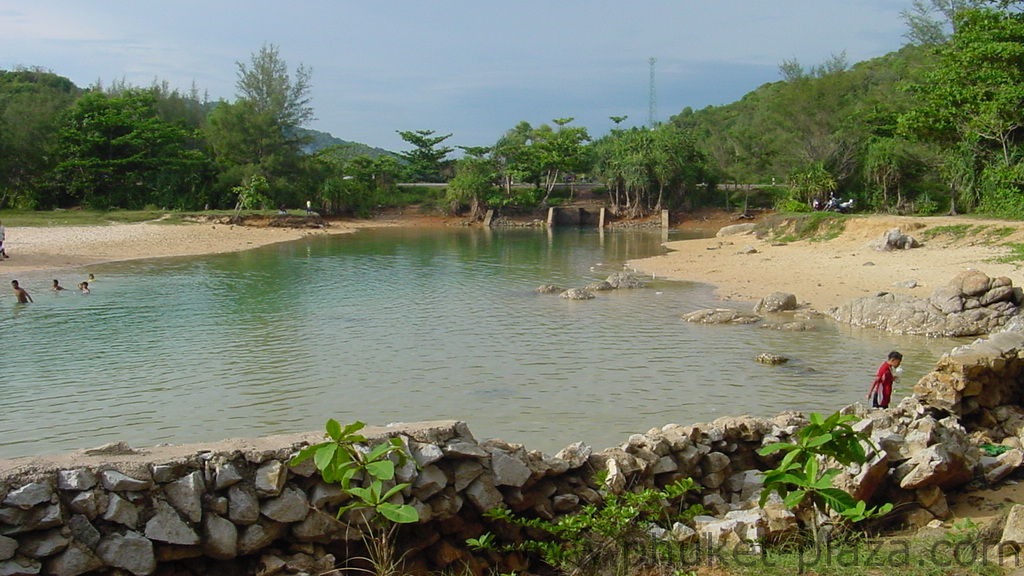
0,1,915,152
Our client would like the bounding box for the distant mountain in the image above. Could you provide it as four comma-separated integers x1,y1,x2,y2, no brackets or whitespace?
298,127,397,158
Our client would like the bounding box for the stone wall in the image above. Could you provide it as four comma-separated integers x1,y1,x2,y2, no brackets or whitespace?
6,328,1024,575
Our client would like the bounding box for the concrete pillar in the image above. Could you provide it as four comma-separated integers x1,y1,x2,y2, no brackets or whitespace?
599,207,606,228
547,207,555,227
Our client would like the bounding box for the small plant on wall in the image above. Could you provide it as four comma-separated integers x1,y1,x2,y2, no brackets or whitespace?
291,419,419,576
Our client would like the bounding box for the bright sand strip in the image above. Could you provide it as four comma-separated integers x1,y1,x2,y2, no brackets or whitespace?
629,215,1024,312
0,219,376,278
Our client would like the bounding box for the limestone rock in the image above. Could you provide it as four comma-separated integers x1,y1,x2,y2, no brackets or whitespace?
754,292,798,313
605,272,646,289
97,531,155,576
559,288,594,300
682,308,761,325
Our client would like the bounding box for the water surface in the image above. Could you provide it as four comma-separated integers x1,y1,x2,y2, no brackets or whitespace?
1,227,961,458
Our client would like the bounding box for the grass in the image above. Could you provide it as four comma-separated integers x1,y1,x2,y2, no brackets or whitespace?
994,243,1024,264
920,225,1018,244
0,209,174,226
762,212,848,243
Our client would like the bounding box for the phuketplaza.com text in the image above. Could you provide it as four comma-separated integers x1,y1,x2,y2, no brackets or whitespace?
617,536,1020,572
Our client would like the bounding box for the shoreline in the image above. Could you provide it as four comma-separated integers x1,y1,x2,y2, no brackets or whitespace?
629,214,1024,312
5,212,1024,312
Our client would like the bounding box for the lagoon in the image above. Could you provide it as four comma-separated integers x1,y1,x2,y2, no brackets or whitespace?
1,226,960,459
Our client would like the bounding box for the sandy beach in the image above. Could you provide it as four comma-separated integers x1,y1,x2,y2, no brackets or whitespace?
0,217,384,278
629,214,1024,312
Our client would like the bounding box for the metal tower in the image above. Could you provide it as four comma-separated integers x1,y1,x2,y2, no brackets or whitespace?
648,57,657,128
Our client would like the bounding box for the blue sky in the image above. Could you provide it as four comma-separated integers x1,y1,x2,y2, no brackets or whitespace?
1,1,913,152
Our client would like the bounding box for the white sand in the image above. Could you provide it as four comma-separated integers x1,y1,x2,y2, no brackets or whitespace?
629,215,1024,312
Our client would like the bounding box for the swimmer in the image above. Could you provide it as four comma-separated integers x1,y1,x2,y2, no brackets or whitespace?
79,281,90,294
52,279,67,291
11,280,32,303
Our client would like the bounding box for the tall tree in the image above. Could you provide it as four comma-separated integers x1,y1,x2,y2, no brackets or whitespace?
902,0,986,45
205,44,313,207
396,129,453,182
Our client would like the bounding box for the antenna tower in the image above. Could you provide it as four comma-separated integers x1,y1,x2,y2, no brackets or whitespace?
648,57,657,128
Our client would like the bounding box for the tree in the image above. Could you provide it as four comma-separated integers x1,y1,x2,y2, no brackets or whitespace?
532,117,590,203
396,129,453,182
0,68,79,208
205,44,313,207
901,8,1024,216
902,0,986,45
54,89,207,209
446,146,496,218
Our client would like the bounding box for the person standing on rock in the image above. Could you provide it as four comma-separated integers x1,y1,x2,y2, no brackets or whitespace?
867,351,903,408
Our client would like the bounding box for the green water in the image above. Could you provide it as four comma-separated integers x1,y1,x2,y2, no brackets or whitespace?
1,227,962,459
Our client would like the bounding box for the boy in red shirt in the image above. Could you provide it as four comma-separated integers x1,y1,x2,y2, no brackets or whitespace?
867,351,903,408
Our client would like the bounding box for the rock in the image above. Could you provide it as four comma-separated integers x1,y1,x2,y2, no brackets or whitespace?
682,308,762,325
554,442,592,469
896,444,974,490
144,500,200,545
605,272,646,289
103,494,140,529
832,271,1020,337
44,542,103,576
3,483,53,509
96,531,155,576
585,281,614,291
754,292,797,313
755,353,788,365
213,462,243,490
412,465,448,501
535,284,563,294
464,478,503,513
0,537,16,562
876,228,920,250
559,288,594,300
1002,504,1024,546
488,449,532,487
165,471,205,524
238,520,286,556
260,486,309,523
228,484,260,525
17,529,69,559
716,223,756,237
57,470,97,492
100,470,153,492
202,514,238,560
253,461,286,497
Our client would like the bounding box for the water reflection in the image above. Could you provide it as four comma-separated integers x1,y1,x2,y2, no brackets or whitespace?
0,227,966,458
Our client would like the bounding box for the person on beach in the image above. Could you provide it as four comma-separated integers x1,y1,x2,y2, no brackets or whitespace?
52,279,66,291
0,220,8,259
867,351,903,408
11,280,32,303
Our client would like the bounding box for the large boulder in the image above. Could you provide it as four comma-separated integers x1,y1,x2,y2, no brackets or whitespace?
754,292,798,313
831,270,1021,337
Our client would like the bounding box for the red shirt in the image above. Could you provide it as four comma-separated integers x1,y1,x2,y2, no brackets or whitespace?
873,361,894,406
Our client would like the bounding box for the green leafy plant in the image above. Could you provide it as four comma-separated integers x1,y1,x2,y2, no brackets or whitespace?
758,411,892,541
291,419,419,575
468,478,703,576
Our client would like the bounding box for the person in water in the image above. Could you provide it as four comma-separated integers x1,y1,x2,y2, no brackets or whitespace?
52,279,66,291
11,280,32,303
867,351,903,409
79,281,90,294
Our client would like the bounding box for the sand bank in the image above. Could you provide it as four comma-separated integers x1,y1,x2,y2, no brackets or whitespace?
630,215,1024,312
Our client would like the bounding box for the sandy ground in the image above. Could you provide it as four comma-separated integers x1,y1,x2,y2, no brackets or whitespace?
630,214,1024,312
